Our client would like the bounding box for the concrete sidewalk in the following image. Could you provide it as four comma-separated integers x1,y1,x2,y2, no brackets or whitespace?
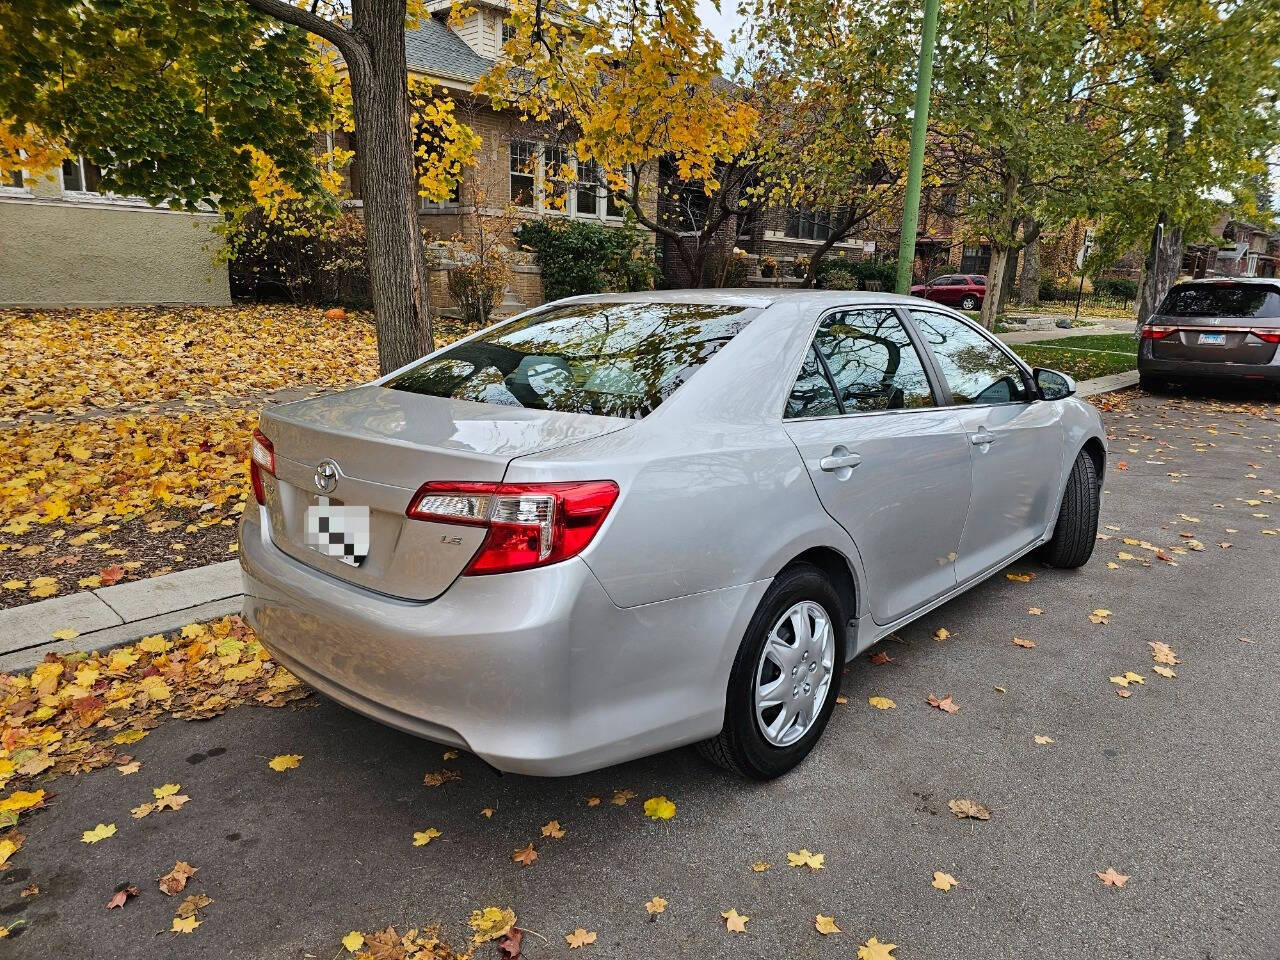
0,560,243,671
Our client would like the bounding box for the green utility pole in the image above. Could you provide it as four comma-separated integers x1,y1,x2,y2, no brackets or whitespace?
895,0,942,295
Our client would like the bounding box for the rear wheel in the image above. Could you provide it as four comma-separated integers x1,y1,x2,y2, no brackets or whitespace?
698,563,846,779
960,295,980,311
1039,449,1100,569
1139,373,1169,393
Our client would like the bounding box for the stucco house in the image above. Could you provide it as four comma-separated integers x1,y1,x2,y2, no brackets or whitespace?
0,158,230,308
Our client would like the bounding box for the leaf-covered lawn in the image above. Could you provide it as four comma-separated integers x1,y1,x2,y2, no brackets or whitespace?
1011,336,1138,380
0,306,473,605
0,306,381,418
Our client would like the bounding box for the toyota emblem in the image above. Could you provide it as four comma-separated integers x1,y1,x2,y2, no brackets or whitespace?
313,459,339,494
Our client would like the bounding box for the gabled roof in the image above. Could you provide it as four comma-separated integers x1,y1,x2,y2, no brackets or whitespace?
405,15,494,84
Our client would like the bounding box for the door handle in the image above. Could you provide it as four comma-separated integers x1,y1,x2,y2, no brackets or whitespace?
970,427,996,446
820,449,862,472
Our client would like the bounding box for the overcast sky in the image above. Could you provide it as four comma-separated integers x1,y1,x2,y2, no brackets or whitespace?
696,0,744,49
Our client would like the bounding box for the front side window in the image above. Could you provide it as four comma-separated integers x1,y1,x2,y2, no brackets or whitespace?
910,310,1029,405
387,301,756,419
786,308,935,416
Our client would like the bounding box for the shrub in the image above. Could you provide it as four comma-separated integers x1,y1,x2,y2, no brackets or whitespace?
226,206,371,307
515,218,656,301
445,244,508,325
822,267,857,290
1094,276,1138,300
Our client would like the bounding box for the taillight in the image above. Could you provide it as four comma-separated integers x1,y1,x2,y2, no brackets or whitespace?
249,428,275,505
1140,325,1177,340
1250,329,1280,344
407,480,619,575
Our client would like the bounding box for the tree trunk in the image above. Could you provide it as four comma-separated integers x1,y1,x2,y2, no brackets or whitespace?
349,0,432,374
979,245,1011,330
1137,213,1183,326
1018,221,1041,305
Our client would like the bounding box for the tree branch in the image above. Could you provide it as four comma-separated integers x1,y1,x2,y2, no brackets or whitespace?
239,0,362,64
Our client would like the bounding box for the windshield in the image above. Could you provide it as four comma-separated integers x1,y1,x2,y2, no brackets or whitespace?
1158,284,1280,319
386,301,756,419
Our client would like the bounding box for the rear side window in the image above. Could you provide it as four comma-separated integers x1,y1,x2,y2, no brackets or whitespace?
785,308,935,417
1158,284,1280,318
386,301,755,419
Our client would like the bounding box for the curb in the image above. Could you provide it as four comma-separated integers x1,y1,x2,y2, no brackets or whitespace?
0,560,243,672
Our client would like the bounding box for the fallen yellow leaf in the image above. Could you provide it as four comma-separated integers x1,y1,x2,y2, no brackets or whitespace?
643,796,676,820
267,754,301,772
815,914,841,934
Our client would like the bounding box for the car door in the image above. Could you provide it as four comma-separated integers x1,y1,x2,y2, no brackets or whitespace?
783,306,973,625
907,308,1064,582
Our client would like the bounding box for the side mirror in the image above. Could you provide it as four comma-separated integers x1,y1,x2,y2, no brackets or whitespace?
1034,367,1075,401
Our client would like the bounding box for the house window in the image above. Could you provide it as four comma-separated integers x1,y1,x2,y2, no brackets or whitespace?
62,156,102,194
785,206,834,242
501,19,516,45
960,244,991,274
5,169,21,189
510,141,535,208
576,159,602,216
543,144,570,212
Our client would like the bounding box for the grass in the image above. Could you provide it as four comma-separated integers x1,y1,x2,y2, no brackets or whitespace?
1010,334,1138,381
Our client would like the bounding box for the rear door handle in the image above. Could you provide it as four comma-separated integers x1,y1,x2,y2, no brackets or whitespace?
820,449,862,471
970,427,996,447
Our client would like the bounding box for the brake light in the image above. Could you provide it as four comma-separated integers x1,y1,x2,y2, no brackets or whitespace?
249,428,275,505
1250,329,1280,344
1141,325,1177,340
407,480,620,575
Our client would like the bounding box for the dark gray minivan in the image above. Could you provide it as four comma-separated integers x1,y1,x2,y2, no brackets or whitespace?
1139,278,1280,390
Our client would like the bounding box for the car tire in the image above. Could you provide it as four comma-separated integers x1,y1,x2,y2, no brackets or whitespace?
698,563,847,780
1038,449,1100,569
960,295,980,311
1139,373,1168,393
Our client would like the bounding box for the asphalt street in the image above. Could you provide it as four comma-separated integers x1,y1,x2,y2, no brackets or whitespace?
4,387,1279,960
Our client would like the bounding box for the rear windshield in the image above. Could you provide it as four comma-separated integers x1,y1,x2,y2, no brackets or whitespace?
386,301,756,419
1158,284,1280,319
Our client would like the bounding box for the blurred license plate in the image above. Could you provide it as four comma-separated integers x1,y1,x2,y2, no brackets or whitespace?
305,497,369,567
1198,333,1226,345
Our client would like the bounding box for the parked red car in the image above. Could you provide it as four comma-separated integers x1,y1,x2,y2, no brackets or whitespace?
910,274,987,311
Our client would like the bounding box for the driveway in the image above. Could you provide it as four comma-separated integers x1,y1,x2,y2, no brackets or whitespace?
4,389,1279,960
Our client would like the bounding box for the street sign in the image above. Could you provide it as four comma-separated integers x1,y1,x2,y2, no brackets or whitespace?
1076,228,1095,271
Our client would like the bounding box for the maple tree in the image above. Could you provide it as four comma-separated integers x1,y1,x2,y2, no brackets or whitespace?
1083,0,1280,323
476,0,766,287
744,0,917,285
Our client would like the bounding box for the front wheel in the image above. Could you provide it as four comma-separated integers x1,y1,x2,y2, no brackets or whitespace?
1039,449,1101,569
698,563,846,779
960,295,980,311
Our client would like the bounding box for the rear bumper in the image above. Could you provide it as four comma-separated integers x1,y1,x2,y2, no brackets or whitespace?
238,507,766,776
1138,343,1280,382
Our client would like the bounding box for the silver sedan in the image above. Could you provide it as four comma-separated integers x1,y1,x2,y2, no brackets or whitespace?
239,291,1105,778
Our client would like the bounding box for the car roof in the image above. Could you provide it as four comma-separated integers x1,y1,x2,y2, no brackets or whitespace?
548,289,933,310
1175,277,1279,287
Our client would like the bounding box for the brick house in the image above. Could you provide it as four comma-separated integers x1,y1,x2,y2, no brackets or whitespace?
332,5,661,307
1183,217,1280,279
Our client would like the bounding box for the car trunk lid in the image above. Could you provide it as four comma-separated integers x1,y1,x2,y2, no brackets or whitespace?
257,385,629,600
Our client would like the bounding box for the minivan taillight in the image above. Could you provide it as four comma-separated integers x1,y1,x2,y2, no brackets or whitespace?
249,428,275,505
1141,325,1177,340
407,480,620,575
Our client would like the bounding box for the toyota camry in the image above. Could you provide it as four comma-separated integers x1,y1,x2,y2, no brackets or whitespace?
239,291,1105,779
